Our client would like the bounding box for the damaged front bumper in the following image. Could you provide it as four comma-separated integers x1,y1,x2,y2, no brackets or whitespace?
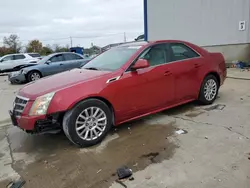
8,72,26,84
9,111,64,134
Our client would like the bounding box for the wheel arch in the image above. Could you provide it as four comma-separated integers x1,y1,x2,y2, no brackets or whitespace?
202,71,221,86
68,96,116,126
25,69,43,79
197,71,221,99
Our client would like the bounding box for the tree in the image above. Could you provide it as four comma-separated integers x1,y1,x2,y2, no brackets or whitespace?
3,34,21,53
26,40,43,53
0,47,13,56
40,45,53,55
53,44,69,52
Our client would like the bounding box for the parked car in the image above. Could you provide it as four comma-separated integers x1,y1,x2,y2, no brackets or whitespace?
0,53,41,73
9,40,226,147
8,52,90,83
28,53,43,60
135,34,144,41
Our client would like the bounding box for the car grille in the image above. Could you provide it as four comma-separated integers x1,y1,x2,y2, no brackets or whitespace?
13,96,29,117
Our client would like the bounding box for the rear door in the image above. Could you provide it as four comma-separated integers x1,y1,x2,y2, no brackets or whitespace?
167,43,202,102
13,54,26,67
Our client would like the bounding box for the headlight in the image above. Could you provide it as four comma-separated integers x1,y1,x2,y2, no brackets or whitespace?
21,69,28,74
29,92,55,116
10,71,21,77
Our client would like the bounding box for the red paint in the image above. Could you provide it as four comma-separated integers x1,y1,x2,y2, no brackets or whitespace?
16,40,226,130
131,59,150,70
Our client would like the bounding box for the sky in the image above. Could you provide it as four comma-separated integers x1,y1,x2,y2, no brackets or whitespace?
0,0,144,48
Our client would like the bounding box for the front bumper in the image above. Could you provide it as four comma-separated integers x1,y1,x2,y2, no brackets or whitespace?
9,110,63,134
8,72,26,83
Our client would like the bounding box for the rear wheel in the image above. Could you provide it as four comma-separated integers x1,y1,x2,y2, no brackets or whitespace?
27,71,41,82
62,99,112,147
198,75,219,105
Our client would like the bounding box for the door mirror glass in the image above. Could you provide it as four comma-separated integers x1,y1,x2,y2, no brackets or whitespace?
131,59,150,70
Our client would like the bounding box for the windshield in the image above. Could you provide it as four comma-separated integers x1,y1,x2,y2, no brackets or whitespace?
82,46,141,71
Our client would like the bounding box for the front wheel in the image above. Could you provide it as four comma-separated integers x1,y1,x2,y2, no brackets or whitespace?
198,75,219,105
62,99,112,147
27,71,41,82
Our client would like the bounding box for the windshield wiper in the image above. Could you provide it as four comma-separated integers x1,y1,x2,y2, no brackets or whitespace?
84,67,99,70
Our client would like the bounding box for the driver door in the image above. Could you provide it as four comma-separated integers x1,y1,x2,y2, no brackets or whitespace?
43,54,66,76
113,43,175,122
0,55,14,71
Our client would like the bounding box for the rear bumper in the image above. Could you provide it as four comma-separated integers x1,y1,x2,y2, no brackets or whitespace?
10,111,63,133
221,69,227,85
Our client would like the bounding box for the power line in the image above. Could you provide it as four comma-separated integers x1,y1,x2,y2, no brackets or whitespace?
0,32,124,43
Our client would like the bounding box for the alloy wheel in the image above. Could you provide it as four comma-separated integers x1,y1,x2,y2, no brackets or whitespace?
31,72,41,81
204,79,217,101
75,107,107,141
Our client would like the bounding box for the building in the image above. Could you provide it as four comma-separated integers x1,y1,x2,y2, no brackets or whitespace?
144,0,250,63
70,47,84,55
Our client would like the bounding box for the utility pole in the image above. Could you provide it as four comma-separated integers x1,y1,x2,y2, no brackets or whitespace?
124,32,127,43
70,36,73,48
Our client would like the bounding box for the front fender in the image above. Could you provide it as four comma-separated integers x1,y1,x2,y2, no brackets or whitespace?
46,80,106,114
13,64,37,71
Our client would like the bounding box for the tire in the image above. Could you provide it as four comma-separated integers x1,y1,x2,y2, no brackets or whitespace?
198,74,219,105
27,71,41,82
62,99,112,147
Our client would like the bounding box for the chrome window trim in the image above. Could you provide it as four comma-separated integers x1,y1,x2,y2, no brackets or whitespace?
123,42,202,74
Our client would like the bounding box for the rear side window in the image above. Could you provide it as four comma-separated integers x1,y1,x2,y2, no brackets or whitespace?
170,43,199,61
28,53,41,58
14,55,25,60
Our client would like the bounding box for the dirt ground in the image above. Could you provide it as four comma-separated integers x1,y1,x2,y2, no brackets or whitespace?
0,76,250,188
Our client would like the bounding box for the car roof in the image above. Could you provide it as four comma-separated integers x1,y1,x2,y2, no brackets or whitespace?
52,52,80,55
118,40,192,48
119,41,148,47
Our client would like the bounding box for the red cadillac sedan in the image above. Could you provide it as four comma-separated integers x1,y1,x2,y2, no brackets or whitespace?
10,40,227,147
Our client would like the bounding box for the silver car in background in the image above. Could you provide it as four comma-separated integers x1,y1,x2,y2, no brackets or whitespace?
0,53,41,73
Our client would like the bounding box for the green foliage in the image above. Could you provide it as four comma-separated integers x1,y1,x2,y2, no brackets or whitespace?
26,40,43,53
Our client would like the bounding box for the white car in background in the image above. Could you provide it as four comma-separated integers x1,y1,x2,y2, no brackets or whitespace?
0,53,41,73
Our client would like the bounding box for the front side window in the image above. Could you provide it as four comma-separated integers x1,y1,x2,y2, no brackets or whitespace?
1,55,14,62
14,55,25,60
82,46,141,71
64,53,83,61
170,43,199,61
140,44,167,66
50,54,64,62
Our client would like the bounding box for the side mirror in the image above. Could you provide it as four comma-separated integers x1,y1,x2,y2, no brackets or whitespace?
131,59,150,70
46,60,51,64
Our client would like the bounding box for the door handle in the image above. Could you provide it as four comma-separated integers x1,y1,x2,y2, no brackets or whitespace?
60,63,63,66
194,63,201,68
164,71,172,76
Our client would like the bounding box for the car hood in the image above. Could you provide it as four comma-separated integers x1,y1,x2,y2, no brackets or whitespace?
18,69,111,100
